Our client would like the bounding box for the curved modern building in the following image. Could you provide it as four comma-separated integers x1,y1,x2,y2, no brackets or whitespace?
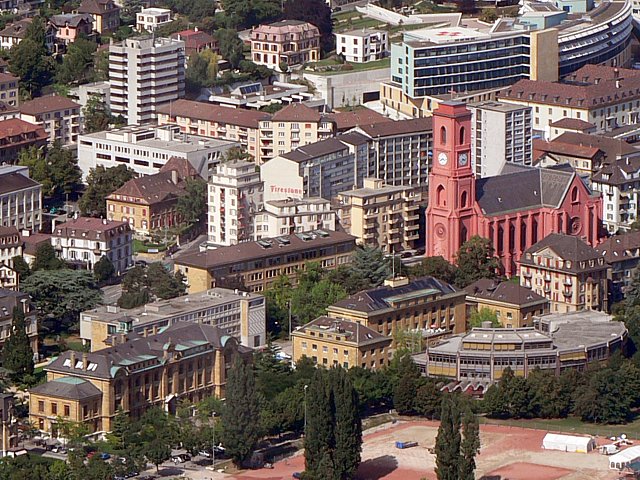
381,0,634,116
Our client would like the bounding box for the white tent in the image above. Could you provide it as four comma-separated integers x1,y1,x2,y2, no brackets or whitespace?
609,446,640,470
542,433,596,453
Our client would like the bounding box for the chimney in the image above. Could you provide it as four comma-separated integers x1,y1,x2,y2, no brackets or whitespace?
614,68,619,79
194,26,198,32
616,79,621,89
82,352,88,370
102,218,107,225
70,351,76,368
171,169,178,185
20,298,28,314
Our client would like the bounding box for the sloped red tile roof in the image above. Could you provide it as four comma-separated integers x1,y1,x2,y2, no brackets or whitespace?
156,99,268,129
20,95,80,116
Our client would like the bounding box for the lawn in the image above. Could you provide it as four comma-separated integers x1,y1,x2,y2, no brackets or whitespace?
133,238,168,253
306,57,391,75
481,415,640,440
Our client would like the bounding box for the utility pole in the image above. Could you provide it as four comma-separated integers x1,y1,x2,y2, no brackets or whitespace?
289,300,294,369
304,384,308,436
211,411,216,469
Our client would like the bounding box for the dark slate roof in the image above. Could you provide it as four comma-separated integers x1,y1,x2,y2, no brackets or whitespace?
107,171,186,205
30,376,102,400
49,13,93,28
330,276,460,314
520,233,606,273
592,155,640,186
281,137,349,162
356,117,433,138
596,231,640,264
0,172,40,195
0,289,31,321
465,279,548,307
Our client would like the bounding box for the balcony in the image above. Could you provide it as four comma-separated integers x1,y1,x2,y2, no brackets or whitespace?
544,286,551,293
389,228,400,234
544,274,551,282
407,214,420,221
563,278,572,286
522,270,532,278
406,224,419,231
405,233,419,241
363,232,376,239
403,204,419,212
563,290,572,297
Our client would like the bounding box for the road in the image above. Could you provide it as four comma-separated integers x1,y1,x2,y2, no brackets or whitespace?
101,284,122,305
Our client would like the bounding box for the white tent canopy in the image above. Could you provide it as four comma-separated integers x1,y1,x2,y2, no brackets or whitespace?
609,446,640,470
542,433,596,453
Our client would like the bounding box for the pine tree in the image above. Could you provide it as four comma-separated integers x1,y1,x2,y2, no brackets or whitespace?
221,355,262,467
331,368,362,480
1,307,34,381
304,369,334,478
393,372,418,414
460,407,480,480
434,396,461,480
107,408,131,451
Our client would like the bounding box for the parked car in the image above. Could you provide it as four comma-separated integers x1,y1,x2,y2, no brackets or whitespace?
292,473,303,479
171,453,191,464
100,452,111,460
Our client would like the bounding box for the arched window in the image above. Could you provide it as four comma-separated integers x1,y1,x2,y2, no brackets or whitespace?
459,126,465,145
461,191,468,208
436,185,445,207
440,126,447,144
571,186,578,202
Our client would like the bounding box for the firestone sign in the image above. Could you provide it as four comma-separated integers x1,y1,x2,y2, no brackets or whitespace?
270,185,303,196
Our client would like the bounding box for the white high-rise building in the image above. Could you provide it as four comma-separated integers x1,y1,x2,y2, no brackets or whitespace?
109,36,185,126
208,160,264,247
469,101,533,178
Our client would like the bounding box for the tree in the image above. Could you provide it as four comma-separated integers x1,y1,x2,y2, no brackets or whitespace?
118,265,150,308
9,17,53,96
215,29,245,68
331,367,362,480
107,408,132,451
1,307,34,381
408,256,456,284
468,307,500,328
137,408,176,472
291,278,347,324
147,262,186,300
176,177,207,226
11,255,30,280
32,242,65,271
94,256,115,283
19,143,81,198
185,49,220,91
393,371,418,415
83,95,115,133
573,367,632,424
480,8,498,23
221,146,252,163
55,37,97,85
220,0,281,29
283,0,333,54
454,236,501,287
221,355,262,467
78,165,134,217
349,246,391,288
435,396,461,480
415,381,442,419
459,406,480,480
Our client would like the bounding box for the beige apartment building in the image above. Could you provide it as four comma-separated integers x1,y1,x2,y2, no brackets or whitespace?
336,178,422,253
519,233,608,313
19,95,81,145
251,20,320,72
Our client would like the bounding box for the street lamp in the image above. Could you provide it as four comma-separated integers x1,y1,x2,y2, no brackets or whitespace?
303,384,308,437
211,411,216,469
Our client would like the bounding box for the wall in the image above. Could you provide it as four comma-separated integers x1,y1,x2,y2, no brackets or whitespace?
304,68,390,109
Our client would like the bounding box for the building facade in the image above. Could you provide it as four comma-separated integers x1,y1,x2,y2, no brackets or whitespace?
0,73,18,107
335,29,388,63
135,8,172,32
0,227,21,290
19,96,81,145
0,118,47,165
80,287,266,351
49,14,94,47
292,316,392,370
336,178,422,253
0,165,43,232
519,233,608,313
109,36,185,125
29,322,249,435
596,231,640,304
175,230,356,293
251,20,320,72
426,101,603,277
51,217,133,274
0,290,38,356
78,0,120,34
469,101,533,178
257,198,336,238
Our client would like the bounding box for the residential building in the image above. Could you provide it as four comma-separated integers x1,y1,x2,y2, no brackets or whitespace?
326,276,467,339
352,118,433,189
207,160,263,246
67,81,111,110
0,18,55,51
499,65,640,135
0,73,18,107
22,232,51,265
78,0,120,34
519,233,608,313
170,29,217,56
77,125,238,180
465,279,550,328
261,132,370,202
0,0,16,12
0,393,17,455
251,20,320,72
596,231,640,304
29,322,250,435
546,118,597,140
136,8,172,32
49,14,94,46
335,29,388,63
109,36,185,125
426,101,603,277
206,81,320,111
0,165,43,231
51,217,133,274
156,100,269,163
0,227,21,290
19,95,81,145
258,104,334,162
0,289,38,356
0,118,47,165
174,230,356,293
107,158,200,236
469,101,533,178
80,287,266,351
257,198,336,238
335,178,422,253
419,312,626,384
533,139,606,178
292,316,392,370
0,102,19,121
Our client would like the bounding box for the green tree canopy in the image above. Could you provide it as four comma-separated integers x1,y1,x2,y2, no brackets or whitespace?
93,256,115,283
1,307,34,381
55,37,97,85
214,29,246,68
9,17,54,96
32,242,66,271
468,307,501,328
454,236,501,287
176,177,207,226
220,0,281,29
283,0,333,54
18,143,81,198
83,94,118,133
408,255,456,284
348,246,391,288
78,164,135,217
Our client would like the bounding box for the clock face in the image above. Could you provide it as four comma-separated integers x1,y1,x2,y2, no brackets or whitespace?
458,152,468,166
438,152,448,166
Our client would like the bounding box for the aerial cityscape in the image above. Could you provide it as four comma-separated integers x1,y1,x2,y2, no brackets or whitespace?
0,0,639,478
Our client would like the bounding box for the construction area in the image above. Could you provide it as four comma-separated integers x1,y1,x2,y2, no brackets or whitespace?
219,420,634,480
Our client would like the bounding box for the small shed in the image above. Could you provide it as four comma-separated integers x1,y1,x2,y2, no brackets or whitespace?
542,433,596,453
609,446,640,470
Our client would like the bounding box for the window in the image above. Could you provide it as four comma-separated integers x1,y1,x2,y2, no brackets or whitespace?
38,400,44,412
440,126,447,144
64,405,70,416
459,126,465,145
51,403,57,415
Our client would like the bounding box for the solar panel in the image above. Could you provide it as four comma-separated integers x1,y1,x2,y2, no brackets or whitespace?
239,83,261,95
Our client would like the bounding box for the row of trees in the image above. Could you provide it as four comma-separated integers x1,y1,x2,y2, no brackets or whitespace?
118,263,186,308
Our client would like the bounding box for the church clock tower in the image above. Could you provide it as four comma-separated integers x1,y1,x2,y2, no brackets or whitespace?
426,101,477,263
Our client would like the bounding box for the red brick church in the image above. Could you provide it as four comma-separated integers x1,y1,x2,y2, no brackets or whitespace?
426,101,603,277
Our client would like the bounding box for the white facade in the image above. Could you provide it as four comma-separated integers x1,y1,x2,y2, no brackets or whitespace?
208,160,264,246
68,81,111,110
256,198,336,238
109,36,185,125
0,165,42,232
469,101,533,177
136,8,172,32
77,125,239,180
50,217,133,274
335,29,388,63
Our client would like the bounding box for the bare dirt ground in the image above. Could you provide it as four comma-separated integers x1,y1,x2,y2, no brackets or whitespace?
222,420,626,480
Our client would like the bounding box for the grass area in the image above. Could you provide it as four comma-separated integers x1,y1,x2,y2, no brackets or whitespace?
307,57,391,75
133,238,168,253
481,415,640,439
